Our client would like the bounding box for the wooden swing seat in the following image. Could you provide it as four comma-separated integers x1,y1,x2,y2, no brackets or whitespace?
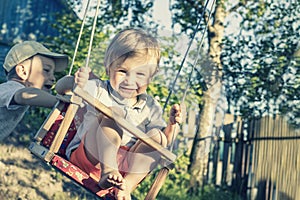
29,101,115,198
28,86,176,199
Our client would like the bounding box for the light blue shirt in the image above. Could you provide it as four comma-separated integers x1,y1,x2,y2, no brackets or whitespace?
0,81,29,141
66,79,166,159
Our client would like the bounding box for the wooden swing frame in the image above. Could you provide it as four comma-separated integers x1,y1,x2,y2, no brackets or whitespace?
29,85,177,199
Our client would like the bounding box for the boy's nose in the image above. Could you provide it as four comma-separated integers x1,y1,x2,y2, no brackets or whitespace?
49,74,56,83
124,74,135,84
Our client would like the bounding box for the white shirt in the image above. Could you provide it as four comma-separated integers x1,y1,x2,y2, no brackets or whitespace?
0,81,29,141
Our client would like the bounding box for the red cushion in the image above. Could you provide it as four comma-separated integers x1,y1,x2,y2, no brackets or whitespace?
51,154,115,199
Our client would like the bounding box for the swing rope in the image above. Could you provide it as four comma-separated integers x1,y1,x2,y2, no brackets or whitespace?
180,0,216,103
162,0,212,113
85,0,101,69
68,0,101,75
68,0,91,75
166,0,216,152
145,3,217,197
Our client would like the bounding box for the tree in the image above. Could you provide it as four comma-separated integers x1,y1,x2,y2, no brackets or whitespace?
222,1,300,126
66,0,157,30
170,0,228,193
170,0,300,194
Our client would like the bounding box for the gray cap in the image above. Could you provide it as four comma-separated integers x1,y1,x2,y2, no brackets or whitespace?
3,41,68,72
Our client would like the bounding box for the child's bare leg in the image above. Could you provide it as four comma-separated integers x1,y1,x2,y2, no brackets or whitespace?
84,116,125,190
116,129,167,199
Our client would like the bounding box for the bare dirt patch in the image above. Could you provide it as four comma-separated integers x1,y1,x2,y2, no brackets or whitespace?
0,132,98,200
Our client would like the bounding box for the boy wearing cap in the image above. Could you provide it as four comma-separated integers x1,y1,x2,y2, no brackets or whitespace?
0,41,89,141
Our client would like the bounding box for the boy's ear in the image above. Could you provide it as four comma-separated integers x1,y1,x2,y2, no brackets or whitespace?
15,64,29,80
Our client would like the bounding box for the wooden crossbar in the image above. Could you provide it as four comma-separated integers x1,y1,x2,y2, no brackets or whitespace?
73,86,177,163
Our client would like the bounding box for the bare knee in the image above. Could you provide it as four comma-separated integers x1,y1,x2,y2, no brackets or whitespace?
100,116,123,137
147,129,167,148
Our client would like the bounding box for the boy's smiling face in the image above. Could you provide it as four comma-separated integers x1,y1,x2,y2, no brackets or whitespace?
109,56,157,101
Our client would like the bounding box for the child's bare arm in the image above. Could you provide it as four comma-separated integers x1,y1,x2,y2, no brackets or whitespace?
164,104,184,145
13,87,57,108
13,67,91,107
56,67,91,94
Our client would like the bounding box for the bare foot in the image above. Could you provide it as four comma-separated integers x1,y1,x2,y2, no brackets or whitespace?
98,171,125,190
115,188,131,200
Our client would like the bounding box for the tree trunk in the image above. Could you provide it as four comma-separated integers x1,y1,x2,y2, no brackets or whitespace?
188,0,226,192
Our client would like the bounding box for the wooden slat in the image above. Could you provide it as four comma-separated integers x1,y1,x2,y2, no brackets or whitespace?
34,101,66,142
48,94,82,157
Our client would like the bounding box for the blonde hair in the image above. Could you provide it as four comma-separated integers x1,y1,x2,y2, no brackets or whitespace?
104,28,160,75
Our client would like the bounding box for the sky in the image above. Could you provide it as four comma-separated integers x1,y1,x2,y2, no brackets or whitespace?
77,0,173,29
152,1,172,29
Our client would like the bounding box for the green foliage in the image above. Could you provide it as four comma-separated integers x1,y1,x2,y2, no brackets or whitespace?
45,12,109,78
100,0,155,28
222,1,300,127
197,185,242,200
66,0,156,30
155,3,207,114
170,0,206,36
133,152,241,200
156,34,204,113
132,152,191,199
